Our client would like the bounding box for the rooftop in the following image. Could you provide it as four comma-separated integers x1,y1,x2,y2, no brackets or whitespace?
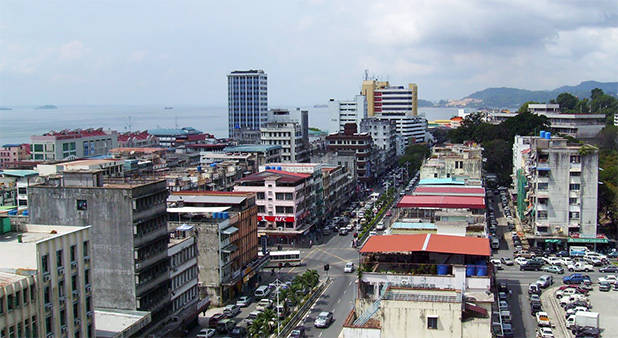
0,169,38,178
237,169,309,184
169,191,252,205
148,127,202,136
418,178,466,186
391,222,437,230
398,195,485,209
413,186,485,196
0,272,29,287
223,144,282,153
95,308,152,338
360,234,490,256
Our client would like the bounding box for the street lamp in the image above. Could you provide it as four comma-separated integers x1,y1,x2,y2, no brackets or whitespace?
271,278,284,336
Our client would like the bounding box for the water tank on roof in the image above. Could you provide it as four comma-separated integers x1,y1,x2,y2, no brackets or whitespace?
437,264,449,275
277,166,282,170
545,132,551,139
540,131,546,138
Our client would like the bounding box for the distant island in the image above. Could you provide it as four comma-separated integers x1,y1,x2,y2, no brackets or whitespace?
313,104,328,108
0,107,12,110
36,105,58,109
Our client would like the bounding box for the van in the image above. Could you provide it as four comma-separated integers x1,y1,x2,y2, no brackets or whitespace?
491,238,500,250
254,285,271,298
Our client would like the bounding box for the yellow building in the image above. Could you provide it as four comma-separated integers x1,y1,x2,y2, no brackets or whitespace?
361,80,418,117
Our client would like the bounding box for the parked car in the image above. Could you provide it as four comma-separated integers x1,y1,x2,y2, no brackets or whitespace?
598,275,618,285
256,298,273,311
536,275,553,288
314,311,334,328
246,311,262,325
490,259,503,270
556,250,570,257
599,265,618,273
289,326,306,338
515,257,528,266
216,319,236,333
501,257,514,266
537,327,554,338
197,328,216,338
530,301,543,315
599,281,611,291
529,294,541,303
542,265,564,274
209,313,226,328
224,304,241,318
521,260,543,271
563,274,591,285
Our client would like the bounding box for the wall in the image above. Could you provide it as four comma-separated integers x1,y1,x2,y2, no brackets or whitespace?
381,299,461,338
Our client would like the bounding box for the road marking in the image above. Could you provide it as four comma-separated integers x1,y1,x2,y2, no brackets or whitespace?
289,247,319,273
337,299,341,304
348,281,353,286
315,247,349,264
319,332,323,337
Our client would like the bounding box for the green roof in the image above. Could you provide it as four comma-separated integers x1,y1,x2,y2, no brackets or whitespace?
392,222,436,230
418,178,465,186
0,170,38,178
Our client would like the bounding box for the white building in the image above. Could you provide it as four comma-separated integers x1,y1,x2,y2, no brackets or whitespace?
419,143,483,183
168,229,199,323
260,117,309,163
0,224,94,338
30,128,118,161
513,133,599,244
373,114,428,145
528,104,605,139
328,95,368,133
360,118,398,166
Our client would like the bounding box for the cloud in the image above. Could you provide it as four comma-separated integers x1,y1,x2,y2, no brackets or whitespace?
58,40,89,61
128,50,148,63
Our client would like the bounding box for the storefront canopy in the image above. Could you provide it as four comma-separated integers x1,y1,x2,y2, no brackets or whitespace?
568,237,608,244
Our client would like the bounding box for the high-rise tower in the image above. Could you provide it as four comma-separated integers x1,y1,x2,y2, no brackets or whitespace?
228,70,268,140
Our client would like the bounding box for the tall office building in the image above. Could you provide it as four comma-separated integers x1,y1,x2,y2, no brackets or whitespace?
361,80,418,117
228,70,268,140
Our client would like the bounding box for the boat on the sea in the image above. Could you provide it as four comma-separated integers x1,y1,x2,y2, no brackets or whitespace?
36,105,58,109
164,106,174,110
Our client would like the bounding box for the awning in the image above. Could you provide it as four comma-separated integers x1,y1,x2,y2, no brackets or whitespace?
464,303,488,317
221,244,238,253
176,224,194,231
544,239,562,244
568,238,608,244
221,226,239,236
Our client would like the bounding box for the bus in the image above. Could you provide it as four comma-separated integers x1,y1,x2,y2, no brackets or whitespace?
259,250,301,268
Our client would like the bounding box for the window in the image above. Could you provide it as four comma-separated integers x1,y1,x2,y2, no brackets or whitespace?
57,249,64,267
570,155,581,164
46,315,53,334
44,286,50,304
537,211,548,219
569,212,580,219
33,144,43,152
537,183,548,191
569,183,580,191
569,198,578,205
257,206,265,213
571,171,581,177
427,317,438,329
77,199,88,210
256,192,265,200
42,255,49,273
70,245,76,262
59,280,65,297
17,188,27,194
83,241,89,257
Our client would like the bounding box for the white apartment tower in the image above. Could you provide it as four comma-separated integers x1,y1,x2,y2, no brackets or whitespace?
328,95,368,133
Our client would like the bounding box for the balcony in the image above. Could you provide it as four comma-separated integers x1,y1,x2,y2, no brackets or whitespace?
135,250,167,271
569,163,582,172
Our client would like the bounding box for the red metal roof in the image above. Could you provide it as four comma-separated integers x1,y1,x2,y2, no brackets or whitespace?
265,169,311,178
397,195,485,209
360,234,490,256
414,186,485,195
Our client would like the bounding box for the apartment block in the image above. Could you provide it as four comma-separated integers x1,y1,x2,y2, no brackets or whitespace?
328,95,368,133
419,143,483,184
0,170,39,209
0,224,93,338
30,128,118,161
528,104,605,139
167,191,265,306
512,133,599,247
148,127,210,148
260,116,309,163
234,170,314,246
0,144,30,169
28,170,179,333
325,123,378,184
360,118,398,166
321,165,354,220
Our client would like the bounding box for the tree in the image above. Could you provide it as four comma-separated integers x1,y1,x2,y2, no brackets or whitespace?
591,88,604,100
556,92,578,111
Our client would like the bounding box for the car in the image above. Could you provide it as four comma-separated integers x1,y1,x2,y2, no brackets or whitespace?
520,261,543,271
223,304,241,318
289,325,306,338
598,275,618,285
556,250,569,257
608,250,618,258
529,294,541,302
208,313,226,328
502,323,514,337
501,257,514,266
530,301,543,315
544,257,563,265
216,319,236,333
599,281,611,291
338,228,348,236
236,296,252,307
197,328,216,338
542,265,564,274
490,259,503,270
563,273,591,284
498,300,509,310
515,257,528,266
344,262,355,273
565,306,589,318
528,284,541,295
567,262,594,272
600,265,618,273
537,327,554,338
246,310,262,325
314,311,334,328
256,298,273,311
563,301,589,311
498,282,509,293
536,275,553,288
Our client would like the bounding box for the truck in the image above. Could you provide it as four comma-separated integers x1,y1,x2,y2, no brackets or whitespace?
574,311,599,329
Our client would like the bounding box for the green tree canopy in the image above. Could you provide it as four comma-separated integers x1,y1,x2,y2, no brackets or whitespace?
556,92,579,111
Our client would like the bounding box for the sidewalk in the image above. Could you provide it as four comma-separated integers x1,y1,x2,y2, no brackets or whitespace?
541,286,569,338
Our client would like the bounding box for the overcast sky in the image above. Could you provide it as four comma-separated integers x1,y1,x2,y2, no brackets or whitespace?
1,0,617,106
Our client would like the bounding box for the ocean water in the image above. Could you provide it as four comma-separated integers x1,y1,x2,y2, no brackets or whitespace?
0,105,461,146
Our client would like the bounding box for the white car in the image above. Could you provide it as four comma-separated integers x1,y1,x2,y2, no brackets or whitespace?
544,257,562,265
344,262,355,273
559,257,573,266
197,328,215,338
598,275,617,285
537,327,554,338
515,257,528,266
490,259,503,270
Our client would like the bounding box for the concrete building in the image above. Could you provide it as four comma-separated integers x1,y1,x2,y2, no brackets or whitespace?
326,124,378,184
167,191,266,306
419,143,483,184
0,224,93,338
260,110,309,163
0,144,30,169
220,145,282,171
30,128,118,161
228,69,268,139
528,104,606,139
36,159,125,178
373,114,428,145
148,127,210,148
321,165,354,220
360,118,398,167
342,234,492,338
512,133,599,248
328,95,368,133
234,169,314,246
362,80,418,117
0,170,39,209
27,171,183,333
117,130,159,148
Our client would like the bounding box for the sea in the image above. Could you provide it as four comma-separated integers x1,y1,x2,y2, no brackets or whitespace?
0,105,464,146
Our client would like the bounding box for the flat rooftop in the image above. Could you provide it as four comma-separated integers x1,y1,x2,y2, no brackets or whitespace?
95,308,152,338
0,224,88,270
398,195,485,209
360,234,490,256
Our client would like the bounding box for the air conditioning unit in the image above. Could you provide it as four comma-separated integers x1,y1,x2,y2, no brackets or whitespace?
57,266,64,275
74,318,81,326
59,296,65,305
86,286,92,294
87,311,94,319
43,273,51,282
84,256,90,263
71,261,78,269
45,303,53,311
72,290,79,297
61,325,67,334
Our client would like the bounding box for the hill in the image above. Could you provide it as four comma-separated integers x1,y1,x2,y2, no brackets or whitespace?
465,81,618,108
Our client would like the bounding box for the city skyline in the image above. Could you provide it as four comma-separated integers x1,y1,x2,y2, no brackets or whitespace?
1,1,617,106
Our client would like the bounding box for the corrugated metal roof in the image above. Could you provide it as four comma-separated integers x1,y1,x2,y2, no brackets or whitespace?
418,178,465,185
391,222,437,230
168,194,248,205
360,234,490,256
413,186,485,196
397,195,485,209
0,170,38,177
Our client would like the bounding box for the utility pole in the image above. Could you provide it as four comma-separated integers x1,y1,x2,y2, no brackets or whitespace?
272,278,283,336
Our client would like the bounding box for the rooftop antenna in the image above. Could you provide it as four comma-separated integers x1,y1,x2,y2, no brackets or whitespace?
174,115,178,129
364,69,369,81
125,116,133,131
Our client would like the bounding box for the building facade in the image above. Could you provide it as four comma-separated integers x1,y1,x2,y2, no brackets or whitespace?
361,80,418,117
28,171,181,332
360,118,397,168
30,128,118,161
234,170,313,245
148,127,209,148
0,224,93,338
0,170,39,209
419,143,483,184
0,144,30,169
513,133,599,245
228,70,268,138
325,124,377,184
528,104,605,139
328,95,368,133
260,121,308,163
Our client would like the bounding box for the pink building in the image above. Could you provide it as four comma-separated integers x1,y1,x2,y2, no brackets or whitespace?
234,169,313,245
0,144,31,168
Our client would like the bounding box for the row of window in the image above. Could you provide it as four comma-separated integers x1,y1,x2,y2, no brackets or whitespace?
0,316,37,338
171,266,198,290
171,244,196,267
172,285,198,313
41,241,89,273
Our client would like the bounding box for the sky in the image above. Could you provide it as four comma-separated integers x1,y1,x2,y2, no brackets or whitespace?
1,0,617,106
